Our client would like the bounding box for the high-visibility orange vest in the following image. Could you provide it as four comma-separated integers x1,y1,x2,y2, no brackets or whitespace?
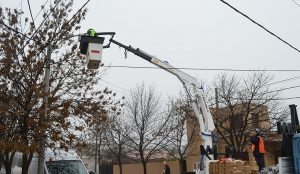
252,136,265,153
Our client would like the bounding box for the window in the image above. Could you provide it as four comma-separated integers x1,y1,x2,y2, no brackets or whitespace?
46,160,88,174
251,113,259,128
231,114,244,129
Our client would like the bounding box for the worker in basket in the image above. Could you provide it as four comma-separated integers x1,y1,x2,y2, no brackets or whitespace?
251,128,265,171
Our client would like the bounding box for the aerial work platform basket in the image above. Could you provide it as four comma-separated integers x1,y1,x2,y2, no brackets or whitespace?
79,35,104,69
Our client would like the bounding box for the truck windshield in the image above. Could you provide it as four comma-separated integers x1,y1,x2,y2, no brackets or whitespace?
46,160,88,174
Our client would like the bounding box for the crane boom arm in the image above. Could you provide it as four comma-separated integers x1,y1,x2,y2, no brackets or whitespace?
110,39,215,134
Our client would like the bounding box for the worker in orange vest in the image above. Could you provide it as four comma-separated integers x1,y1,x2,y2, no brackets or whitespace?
251,128,265,171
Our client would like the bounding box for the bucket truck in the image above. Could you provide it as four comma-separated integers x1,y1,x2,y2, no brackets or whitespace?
79,33,215,174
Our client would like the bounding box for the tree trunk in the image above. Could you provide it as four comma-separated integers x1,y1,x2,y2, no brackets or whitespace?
21,151,33,174
178,159,187,174
95,134,98,173
141,160,147,174
2,150,15,174
118,154,122,174
0,153,3,170
21,153,29,174
98,149,101,174
4,165,11,174
118,163,122,174
98,133,102,174
179,159,183,173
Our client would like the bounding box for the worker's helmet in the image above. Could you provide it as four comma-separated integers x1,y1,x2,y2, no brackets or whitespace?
87,28,96,36
255,128,261,135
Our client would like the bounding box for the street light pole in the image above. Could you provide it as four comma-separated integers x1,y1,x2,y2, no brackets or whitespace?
37,44,51,174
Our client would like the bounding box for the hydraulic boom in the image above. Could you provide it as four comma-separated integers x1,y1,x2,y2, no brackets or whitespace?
109,39,215,174
79,32,215,174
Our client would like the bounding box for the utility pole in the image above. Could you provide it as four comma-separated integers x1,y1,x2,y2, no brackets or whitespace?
95,131,98,173
214,88,219,152
37,45,51,174
215,88,219,110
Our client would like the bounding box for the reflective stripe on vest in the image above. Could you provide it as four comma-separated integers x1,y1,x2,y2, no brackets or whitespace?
251,136,265,153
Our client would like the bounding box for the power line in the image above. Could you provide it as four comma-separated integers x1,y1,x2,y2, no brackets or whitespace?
292,0,300,8
101,78,300,101
234,96,300,101
0,21,39,42
49,0,90,43
24,0,49,34
269,84,300,93
219,0,300,54
268,75,300,86
100,79,137,95
278,96,300,100
262,96,300,101
23,0,88,53
25,0,63,45
37,0,90,50
33,0,49,21
26,0,36,30
103,65,300,72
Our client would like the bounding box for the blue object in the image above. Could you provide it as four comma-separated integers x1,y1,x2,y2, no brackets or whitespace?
293,133,300,174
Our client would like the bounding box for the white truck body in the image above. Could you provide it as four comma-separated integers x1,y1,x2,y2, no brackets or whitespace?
1,148,90,174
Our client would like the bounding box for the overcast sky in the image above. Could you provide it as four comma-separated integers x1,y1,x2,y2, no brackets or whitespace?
86,0,300,107
2,0,300,107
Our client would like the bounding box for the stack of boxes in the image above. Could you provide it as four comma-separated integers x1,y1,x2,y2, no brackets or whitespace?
209,160,259,174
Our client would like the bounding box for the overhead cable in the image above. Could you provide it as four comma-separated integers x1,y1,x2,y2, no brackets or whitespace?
43,0,91,47
33,0,49,21
26,0,36,30
219,0,300,53
234,96,300,101
268,75,300,86
24,0,49,34
100,79,137,95
0,21,39,42
103,65,300,72
268,84,300,93
292,0,300,8
26,0,63,44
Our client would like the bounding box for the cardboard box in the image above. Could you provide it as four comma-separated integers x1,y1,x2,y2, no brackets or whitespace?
209,162,214,174
251,166,259,170
225,168,237,174
243,165,252,174
225,161,236,167
208,160,218,174
233,171,244,174
236,161,246,171
249,161,258,166
209,161,221,174
219,162,225,174
214,162,219,174
251,170,259,174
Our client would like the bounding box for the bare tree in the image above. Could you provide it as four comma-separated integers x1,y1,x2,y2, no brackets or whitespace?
78,95,124,174
104,110,130,174
163,96,199,173
211,72,288,155
123,83,173,174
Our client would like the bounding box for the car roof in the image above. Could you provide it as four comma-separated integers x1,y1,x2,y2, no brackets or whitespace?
45,148,81,161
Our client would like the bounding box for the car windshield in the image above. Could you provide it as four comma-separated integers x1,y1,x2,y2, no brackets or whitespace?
46,160,88,174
